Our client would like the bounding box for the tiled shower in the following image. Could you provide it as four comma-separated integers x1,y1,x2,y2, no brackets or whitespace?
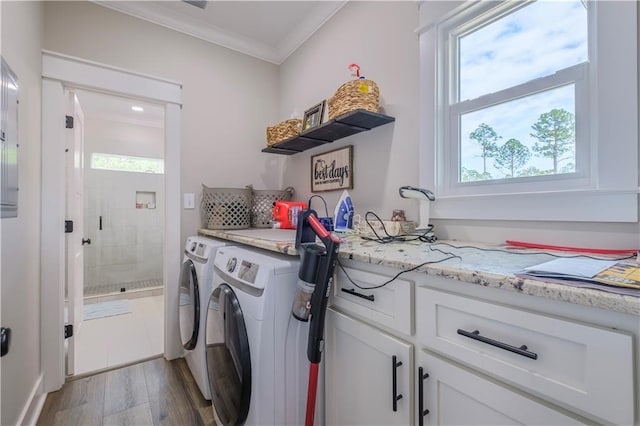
83,168,164,296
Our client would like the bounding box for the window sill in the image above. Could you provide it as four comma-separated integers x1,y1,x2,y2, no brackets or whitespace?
429,190,638,223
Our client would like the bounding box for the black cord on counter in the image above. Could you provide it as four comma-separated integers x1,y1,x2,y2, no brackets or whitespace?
336,253,460,290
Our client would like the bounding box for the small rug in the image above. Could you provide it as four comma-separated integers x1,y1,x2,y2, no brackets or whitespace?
83,300,131,320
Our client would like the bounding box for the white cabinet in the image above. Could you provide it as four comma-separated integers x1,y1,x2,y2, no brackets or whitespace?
417,351,585,425
416,286,634,425
326,259,638,425
325,308,412,425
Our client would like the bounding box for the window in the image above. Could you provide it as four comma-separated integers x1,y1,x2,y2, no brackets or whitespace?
91,153,164,174
419,0,638,222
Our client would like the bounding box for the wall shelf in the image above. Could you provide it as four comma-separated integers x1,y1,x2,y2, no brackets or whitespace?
262,109,395,155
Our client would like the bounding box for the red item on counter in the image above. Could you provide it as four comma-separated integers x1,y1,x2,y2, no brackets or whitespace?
506,240,638,255
273,201,307,229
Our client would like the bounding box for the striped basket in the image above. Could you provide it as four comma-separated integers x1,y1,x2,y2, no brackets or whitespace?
328,78,380,120
266,119,302,146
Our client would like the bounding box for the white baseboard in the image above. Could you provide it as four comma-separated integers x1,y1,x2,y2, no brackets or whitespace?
16,373,46,426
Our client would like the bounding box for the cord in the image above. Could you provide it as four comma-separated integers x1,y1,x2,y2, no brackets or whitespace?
432,241,636,261
307,194,330,217
337,254,460,290
359,211,437,244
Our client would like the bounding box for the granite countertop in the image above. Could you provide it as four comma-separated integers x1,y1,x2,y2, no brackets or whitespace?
198,228,639,316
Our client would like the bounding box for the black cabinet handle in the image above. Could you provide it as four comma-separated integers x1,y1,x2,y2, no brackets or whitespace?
341,287,375,302
1,327,11,357
82,238,91,246
99,215,102,230
418,366,430,425
392,355,403,412
457,328,538,360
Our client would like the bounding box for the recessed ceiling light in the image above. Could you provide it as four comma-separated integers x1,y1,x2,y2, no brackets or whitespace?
131,106,144,112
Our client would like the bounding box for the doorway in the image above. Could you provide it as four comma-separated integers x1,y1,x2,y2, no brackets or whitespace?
41,50,183,393
70,89,166,375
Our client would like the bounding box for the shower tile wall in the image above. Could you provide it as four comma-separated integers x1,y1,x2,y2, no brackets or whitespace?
84,169,164,296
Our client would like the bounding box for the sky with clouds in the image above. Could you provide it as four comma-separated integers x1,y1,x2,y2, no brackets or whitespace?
456,0,587,180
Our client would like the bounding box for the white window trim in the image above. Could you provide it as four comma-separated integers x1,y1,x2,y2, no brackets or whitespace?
91,152,165,174
418,0,638,222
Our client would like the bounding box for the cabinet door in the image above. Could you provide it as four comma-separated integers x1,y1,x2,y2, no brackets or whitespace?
416,351,586,426
325,309,412,426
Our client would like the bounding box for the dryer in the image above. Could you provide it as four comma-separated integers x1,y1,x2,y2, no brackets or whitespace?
205,246,319,426
179,235,232,400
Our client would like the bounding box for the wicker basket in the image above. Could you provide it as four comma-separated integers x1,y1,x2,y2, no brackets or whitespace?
266,119,302,146
328,78,379,120
201,185,252,230
251,186,294,228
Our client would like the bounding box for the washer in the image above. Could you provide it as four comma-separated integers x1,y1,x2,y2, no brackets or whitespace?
205,246,319,426
179,235,232,400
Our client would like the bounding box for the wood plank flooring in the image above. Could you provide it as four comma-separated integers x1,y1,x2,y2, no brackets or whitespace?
37,357,216,426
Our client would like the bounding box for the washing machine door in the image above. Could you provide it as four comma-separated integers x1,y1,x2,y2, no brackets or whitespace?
205,284,251,426
179,259,200,351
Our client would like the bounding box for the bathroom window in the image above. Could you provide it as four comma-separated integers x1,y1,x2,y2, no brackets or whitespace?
418,0,637,221
91,153,164,174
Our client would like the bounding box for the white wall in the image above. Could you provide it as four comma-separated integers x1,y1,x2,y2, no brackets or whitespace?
279,1,420,220
279,1,638,249
43,1,283,246
83,118,164,294
0,1,44,425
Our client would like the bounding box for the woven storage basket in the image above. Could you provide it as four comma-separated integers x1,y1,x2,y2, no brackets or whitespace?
266,119,302,146
328,78,379,120
201,185,252,230
251,186,294,228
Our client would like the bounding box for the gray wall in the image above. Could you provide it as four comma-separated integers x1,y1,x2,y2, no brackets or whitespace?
43,1,284,248
278,1,638,248
0,1,44,424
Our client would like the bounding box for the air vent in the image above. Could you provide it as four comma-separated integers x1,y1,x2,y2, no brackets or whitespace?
182,0,208,9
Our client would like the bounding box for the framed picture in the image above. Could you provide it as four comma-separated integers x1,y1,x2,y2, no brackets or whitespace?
302,101,326,131
311,145,353,192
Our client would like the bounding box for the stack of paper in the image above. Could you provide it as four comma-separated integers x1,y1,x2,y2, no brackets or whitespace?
520,258,640,295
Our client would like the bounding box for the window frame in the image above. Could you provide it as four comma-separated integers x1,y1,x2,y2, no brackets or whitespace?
90,152,165,174
418,0,638,222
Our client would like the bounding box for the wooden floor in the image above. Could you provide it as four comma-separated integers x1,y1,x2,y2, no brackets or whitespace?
37,357,216,426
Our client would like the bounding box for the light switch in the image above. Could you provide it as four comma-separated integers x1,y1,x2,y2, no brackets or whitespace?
184,193,195,209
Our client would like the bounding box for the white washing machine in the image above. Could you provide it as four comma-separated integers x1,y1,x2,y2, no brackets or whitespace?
205,246,322,426
179,235,232,400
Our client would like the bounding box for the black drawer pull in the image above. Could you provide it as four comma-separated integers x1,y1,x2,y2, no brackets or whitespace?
418,366,430,425
392,355,403,412
457,329,538,360
341,287,375,302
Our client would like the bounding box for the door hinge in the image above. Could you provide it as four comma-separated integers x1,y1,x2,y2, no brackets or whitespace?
65,220,73,233
64,324,73,339
65,115,74,129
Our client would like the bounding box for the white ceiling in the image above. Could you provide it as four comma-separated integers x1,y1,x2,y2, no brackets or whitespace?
92,1,347,64
75,89,165,128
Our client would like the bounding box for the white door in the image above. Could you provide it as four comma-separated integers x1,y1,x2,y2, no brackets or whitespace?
418,351,586,425
325,308,412,425
65,90,85,376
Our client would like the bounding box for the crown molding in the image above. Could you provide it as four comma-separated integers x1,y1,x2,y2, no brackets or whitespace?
92,1,347,65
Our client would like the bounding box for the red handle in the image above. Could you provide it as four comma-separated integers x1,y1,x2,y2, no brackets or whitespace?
308,214,341,244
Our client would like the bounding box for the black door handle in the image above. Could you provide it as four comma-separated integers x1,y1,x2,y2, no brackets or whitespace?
392,355,403,412
457,328,538,360
418,366,430,425
82,238,91,245
1,327,11,357
341,287,375,302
